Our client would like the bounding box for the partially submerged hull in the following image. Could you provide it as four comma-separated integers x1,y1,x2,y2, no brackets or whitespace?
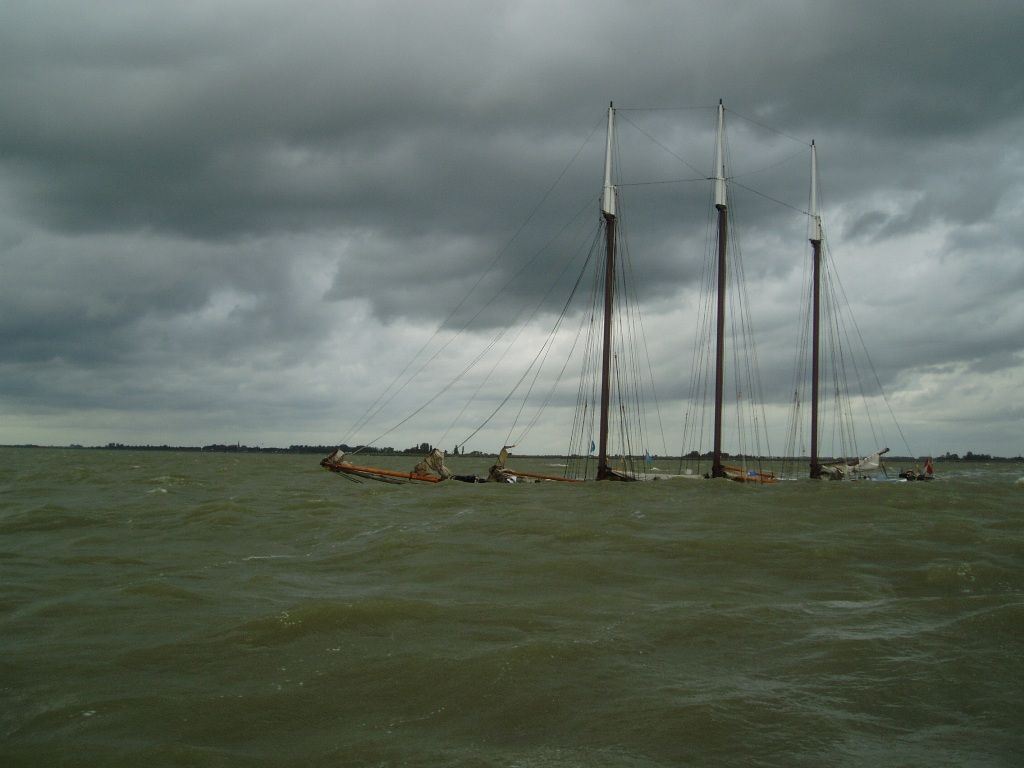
320,456,445,484
320,450,581,485
321,449,764,485
721,465,779,484
814,448,890,481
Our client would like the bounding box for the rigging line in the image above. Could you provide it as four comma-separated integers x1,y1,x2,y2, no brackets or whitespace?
785,246,813,466
507,230,602,446
342,115,605,450
367,320,513,453
616,111,707,177
825,255,883,452
462,233,599,449
846,315,883,451
824,237,914,456
566,283,601,476
356,195,597,452
566,305,590,469
612,126,649,465
723,175,746,459
681,174,719,468
440,338,514,451
369,195,596,439
723,132,772,467
618,178,708,187
724,107,811,148
621,231,669,458
449,215,600,450
363,248,601,452
616,105,714,111
822,254,853,456
568,396,591,479
727,237,748,461
450,114,603,317
616,273,643,467
582,250,604,470
680,115,726,469
440,225,593,450
728,146,811,182
515,229,604,448
611,328,638,468
613,182,668,458
730,179,809,216
499,328,561,444
727,182,774,460
721,124,743,458
826,272,859,458
786,267,814,470
361,313,525,451
572,257,602,445
507,231,605,440
513,276,593,448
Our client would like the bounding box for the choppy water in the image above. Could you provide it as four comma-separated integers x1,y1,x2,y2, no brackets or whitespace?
1,448,1022,767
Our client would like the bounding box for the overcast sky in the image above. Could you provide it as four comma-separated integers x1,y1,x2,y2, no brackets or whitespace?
2,0,1023,457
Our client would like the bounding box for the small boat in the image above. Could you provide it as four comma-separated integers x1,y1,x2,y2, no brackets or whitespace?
898,457,935,481
320,446,582,484
321,448,449,484
814,448,890,481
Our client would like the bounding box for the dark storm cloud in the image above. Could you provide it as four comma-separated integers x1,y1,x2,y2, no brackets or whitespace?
1,0,1023,452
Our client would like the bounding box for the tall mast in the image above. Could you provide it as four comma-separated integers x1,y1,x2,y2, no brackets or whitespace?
711,100,727,479
809,140,823,478
596,102,616,480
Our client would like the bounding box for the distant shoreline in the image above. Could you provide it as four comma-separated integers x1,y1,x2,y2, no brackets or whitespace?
2,444,1022,462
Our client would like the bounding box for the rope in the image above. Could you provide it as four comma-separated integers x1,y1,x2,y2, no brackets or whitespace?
341,116,606,452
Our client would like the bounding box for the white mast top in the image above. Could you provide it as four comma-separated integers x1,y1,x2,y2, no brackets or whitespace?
810,140,822,242
713,100,726,208
601,102,616,217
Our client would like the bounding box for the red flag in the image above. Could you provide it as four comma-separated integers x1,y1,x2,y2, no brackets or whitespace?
924,457,934,476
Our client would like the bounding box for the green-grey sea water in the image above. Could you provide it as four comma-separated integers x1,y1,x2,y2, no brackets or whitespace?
2,448,1022,767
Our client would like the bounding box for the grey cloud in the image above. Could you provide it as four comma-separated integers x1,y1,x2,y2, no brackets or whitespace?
1,0,1022,453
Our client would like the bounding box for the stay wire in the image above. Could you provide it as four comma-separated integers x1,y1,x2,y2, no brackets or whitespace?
342,115,606,452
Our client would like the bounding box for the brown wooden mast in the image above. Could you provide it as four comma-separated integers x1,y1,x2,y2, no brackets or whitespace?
712,205,727,478
809,239,823,478
809,140,823,479
596,103,616,480
711,101,727,479
597,209,616,480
